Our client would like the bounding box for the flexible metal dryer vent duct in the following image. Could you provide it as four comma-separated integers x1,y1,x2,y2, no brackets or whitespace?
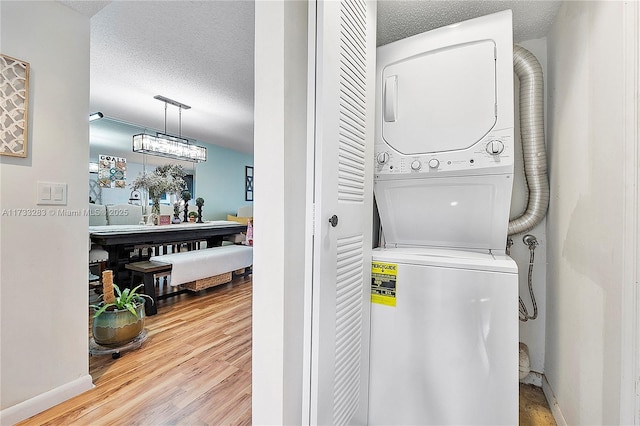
508,45,550,236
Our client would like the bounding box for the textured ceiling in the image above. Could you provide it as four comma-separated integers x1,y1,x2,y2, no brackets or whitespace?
377,0,562,46
88,1,255,155
59,0,562,157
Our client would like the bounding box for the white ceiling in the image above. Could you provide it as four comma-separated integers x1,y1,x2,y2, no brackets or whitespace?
60,0,562,157
377,1,562,46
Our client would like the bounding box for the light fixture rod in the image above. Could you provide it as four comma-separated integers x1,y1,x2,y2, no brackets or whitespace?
163,101,167,134
153,95,191,110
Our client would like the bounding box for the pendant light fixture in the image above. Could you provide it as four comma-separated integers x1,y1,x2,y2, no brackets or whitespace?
132,95,207,163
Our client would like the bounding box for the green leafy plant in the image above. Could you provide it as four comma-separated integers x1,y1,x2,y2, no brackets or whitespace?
90,283,153,318
195,197,205,207
188,211,198,218
181,190,192,202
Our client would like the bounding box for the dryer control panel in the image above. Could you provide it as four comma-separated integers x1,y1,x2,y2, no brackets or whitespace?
374,128,513,177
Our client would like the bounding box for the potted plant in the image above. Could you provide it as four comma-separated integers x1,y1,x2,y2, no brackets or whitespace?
90,270,152,347
195,197,205,223
188,211,198,222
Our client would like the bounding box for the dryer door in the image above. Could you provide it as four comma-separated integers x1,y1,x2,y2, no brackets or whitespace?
382,40,497,155
374,173,512,252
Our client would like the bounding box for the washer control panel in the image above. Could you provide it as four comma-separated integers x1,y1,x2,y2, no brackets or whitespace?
375,129,513,176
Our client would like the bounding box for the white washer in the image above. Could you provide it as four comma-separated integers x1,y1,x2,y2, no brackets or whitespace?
369,248,518,425
369,11,518,425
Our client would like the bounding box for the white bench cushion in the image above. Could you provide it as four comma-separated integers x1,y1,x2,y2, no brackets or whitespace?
153,245,253,286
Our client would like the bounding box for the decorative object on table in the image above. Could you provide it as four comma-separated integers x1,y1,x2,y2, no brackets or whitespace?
181,190,192,222
129,189,141,205
98,155,127,188
172,201,182,223
1,54,29,158
131,164,187,223
246,219,253,246
188,211,198,222
245,166,254,201
195,197,205,223
90,270,152,347
132,95,207,163
159,214,171,225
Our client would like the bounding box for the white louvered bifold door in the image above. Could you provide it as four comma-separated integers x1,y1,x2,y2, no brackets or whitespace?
308,1,376,425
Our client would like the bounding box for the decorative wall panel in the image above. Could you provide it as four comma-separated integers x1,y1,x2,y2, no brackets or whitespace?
1,54,30,157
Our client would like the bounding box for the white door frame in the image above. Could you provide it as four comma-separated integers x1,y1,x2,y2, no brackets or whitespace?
621,0,640,424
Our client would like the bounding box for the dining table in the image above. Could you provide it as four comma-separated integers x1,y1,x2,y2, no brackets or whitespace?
89,220,247,285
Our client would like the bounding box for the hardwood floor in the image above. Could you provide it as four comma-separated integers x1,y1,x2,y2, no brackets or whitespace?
16,274,556,425
19,276,252,426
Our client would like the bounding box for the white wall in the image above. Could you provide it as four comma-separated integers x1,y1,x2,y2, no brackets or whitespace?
546,1,630,423
253,1,308,424
0,1,93,423
510,38,549,378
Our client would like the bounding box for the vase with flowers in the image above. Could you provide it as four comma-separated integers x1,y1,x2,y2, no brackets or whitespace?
131,164,187,225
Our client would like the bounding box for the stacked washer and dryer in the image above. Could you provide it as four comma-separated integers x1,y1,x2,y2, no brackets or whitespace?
369,11,518,425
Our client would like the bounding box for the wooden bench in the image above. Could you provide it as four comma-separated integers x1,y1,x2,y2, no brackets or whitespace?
126,245,253,316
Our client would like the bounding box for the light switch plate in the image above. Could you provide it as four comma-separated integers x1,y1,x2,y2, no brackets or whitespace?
37,182,67,205
40,184,51,201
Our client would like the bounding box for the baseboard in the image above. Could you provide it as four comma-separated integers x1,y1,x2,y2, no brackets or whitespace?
541,374,568,426
0,375,93,425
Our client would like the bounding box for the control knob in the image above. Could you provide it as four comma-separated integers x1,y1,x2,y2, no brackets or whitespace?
428,159,440,169
486,140,505,155
410,160,422,171
376,152,390,165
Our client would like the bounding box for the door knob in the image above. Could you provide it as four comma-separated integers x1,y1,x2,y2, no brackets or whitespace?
329,215,338,227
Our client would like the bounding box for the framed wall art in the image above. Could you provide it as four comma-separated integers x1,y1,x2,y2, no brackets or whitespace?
1,54,30,158
245,166,253,201
98,155,127,188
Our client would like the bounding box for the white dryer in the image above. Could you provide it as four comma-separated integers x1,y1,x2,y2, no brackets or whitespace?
374,9,514,253
369,10,518,425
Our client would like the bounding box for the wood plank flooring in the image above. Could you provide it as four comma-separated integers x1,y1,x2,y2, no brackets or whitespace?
16,274,555,425
18,276,252,426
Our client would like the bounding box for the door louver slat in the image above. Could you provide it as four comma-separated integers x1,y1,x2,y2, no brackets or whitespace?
337,0,367,206
332,229,365,424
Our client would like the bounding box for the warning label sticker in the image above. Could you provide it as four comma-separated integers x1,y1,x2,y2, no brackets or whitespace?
371,262,397,307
